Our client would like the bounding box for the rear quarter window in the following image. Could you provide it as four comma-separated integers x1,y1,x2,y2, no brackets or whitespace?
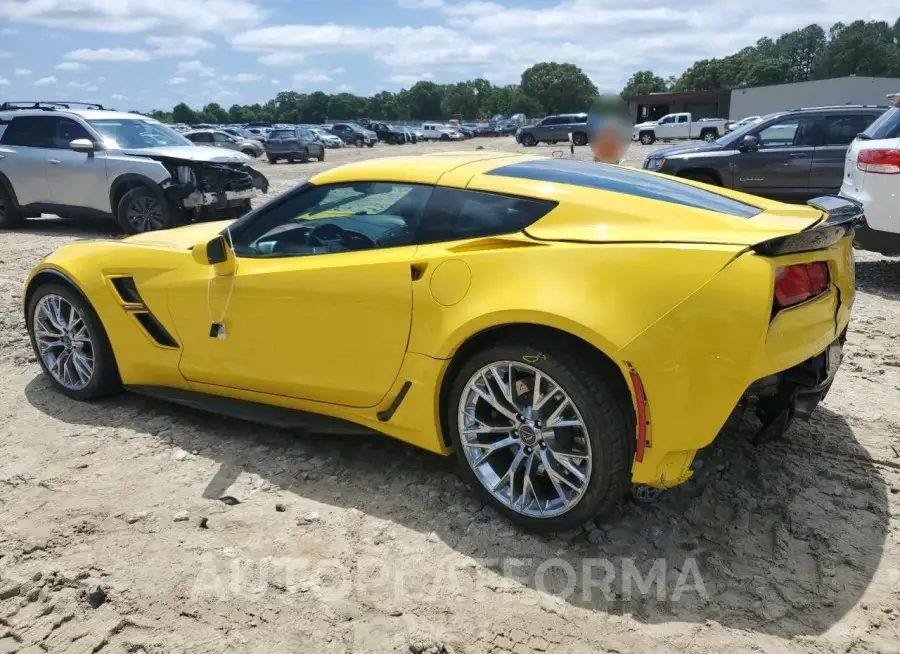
860,107,900,140
487,158,762,218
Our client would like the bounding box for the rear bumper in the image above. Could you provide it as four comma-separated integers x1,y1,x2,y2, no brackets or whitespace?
852,219,900,256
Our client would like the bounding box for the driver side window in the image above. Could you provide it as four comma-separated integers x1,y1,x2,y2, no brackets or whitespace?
230,182,433,258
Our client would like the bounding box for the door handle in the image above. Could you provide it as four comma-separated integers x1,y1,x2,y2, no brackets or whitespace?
788,152,807,158
48,159,61,164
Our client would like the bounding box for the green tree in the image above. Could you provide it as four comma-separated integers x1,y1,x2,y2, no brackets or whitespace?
201,103,228,123
620,70,668,99
405,81,444,120
171,103,196,124
520,62,597,114
814,20,900,78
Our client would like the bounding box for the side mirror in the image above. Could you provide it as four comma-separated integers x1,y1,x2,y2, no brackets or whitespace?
192,235,236,275
740,134,760,151
70,138,95,154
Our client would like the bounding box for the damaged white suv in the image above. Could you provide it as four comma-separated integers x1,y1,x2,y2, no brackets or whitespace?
0,102,269,233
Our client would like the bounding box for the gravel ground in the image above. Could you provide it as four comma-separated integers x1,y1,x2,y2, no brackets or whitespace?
1,138,899,654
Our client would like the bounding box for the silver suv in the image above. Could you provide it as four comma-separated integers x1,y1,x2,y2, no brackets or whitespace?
0,102,269,233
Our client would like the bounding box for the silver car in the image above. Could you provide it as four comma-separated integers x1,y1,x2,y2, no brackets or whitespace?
0,102,269,234
183,129,265,158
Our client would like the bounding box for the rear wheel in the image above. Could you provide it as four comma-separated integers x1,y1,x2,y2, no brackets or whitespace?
27,283,121,401
701,129,718,142
447,340,633,532
355,136,364,148
267,156,278,164
0,185,24,229
116,186,174,234
241,148,257,157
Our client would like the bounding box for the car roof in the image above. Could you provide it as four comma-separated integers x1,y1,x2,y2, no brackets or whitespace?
0,108,145,121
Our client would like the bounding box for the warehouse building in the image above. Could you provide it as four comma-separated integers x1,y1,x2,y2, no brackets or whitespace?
729,75,900,119
627,76,900,124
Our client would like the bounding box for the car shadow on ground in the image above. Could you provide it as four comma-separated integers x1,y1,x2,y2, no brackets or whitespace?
856,259,900,301
13,216,120,239
24,375,889,639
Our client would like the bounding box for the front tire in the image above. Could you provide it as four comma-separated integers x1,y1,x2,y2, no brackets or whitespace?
267,156,278,164
116,186,174,234
317,149,325,162
447,340,634,532
521,133,536,147
0,185,24,229
355,136,364,148
571,132,587,146
639,131,655,145
299,148,310,163
27,283,121,401
241,148,257,158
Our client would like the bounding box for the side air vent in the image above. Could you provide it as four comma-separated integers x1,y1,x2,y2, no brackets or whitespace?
134,312,179,348
111,276,143,304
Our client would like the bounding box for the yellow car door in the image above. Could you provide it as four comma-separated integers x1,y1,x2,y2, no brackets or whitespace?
168,181,432,408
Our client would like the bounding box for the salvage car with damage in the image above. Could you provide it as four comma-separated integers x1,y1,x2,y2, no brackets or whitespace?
22,152,858,531
0,102,269,234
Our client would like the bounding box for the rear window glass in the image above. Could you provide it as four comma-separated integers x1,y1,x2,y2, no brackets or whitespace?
488,158,762,218
269,130,295,138
860,107,900,140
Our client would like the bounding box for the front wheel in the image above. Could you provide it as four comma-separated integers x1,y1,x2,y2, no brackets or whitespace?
521,133,536,147
299,148,310,163
27,283,121,401
639,132,655,145
571,132,587,146
267,156,278,164
355,136,364,148
317,148,325,162
116,186,174,234
241,148,257,158
447,341,634,532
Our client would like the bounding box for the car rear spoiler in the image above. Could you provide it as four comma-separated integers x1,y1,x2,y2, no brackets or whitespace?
751,195,864,256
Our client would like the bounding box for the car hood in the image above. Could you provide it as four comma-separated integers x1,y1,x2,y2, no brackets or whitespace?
647,142,725,158
122,220,236,250
634,121,657,129
122,145,252,164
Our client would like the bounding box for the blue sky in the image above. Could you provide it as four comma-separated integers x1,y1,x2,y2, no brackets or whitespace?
0,0,897,112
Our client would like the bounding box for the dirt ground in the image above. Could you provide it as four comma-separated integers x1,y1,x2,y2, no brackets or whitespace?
1,138,899,654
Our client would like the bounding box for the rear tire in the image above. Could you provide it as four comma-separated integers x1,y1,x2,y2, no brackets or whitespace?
701,129,718,142
0,185,24,229
241,148,257,158
267,156,278,164
26,282,121,402
447,339,634,532
355,136,364,148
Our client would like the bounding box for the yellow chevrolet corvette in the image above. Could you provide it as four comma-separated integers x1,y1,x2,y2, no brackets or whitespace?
23,152,858,531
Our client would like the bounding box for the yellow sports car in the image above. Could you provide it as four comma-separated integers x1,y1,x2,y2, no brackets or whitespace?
23,152,858,531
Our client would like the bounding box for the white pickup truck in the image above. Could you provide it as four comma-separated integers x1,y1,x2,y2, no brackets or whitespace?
632,112,727,145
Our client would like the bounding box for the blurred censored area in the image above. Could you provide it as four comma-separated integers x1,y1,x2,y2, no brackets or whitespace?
587,95,631,164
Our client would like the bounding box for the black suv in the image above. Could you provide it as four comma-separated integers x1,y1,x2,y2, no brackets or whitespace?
370,122,409,144
516,113,589,147
643,105,886,202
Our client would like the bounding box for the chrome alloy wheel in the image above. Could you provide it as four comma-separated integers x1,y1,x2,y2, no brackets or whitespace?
33,294,94,390
458,361,592,518
126,195,165,232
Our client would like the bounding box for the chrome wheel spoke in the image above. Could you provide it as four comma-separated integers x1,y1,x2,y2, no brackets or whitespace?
459,360,593,519
31,294,95,391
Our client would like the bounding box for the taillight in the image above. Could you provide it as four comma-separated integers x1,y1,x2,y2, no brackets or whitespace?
857,149,900,174
774,262,829,309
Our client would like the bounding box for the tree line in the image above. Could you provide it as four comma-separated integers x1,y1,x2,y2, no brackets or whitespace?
142,17,900,125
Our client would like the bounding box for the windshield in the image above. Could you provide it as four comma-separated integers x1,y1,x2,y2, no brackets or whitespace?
715,112,784,147
89,118,192,149
859,107,900,140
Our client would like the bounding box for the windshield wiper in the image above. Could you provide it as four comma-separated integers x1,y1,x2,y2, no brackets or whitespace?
856,133,872,140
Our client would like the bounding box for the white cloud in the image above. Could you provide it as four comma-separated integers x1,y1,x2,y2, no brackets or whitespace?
0,51,12,59
271,79,280,85
34,76,58,87
0,0,265,34
146,35,214,57
56,61,88,71
221,73,262,83
232,1,900,90
65,80,94,89
336,83,352,92
388,72,434,86
292,71,333,86
169,77,188,85
0,78,9,86
175,60,215,76
257,51,306,66
64,48,151,62
0,27,19,35
14,68,32,76
111,93,128,101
